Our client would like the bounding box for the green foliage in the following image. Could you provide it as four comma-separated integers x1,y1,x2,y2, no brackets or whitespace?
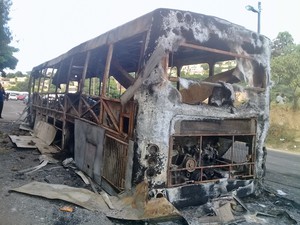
107,76,121,98
271,44,300,110
271,32,300,111
5,71,25,78
0,0,18,75
180,71,208,80
9,76,29,92
272,31,295,57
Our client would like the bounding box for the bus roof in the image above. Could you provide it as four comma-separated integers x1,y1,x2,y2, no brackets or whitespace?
31,8,269,89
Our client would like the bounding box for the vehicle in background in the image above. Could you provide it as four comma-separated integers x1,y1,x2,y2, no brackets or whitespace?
8,93,18,100
17,94,26,100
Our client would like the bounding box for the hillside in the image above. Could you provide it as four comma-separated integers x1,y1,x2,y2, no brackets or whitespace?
266,104,300,153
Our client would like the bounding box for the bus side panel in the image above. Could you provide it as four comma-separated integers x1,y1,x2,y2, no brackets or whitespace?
74,119,105,185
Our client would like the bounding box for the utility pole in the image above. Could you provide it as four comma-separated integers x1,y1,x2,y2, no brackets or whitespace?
246,1,262,34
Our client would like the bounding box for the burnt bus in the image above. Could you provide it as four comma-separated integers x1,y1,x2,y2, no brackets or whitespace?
29,8,271,209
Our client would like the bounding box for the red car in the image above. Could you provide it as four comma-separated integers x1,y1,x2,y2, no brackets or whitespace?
17,94,26,100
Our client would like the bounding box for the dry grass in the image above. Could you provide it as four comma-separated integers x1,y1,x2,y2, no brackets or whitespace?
266,104,300,152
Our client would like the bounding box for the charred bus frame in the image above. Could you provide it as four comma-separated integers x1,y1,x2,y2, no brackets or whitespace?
29,8,271,207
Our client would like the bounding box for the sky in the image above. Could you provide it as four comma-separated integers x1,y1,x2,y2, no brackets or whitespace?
8,0,300,73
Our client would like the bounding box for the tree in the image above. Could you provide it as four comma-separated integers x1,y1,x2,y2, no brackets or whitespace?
9,77,29,92
271,44,300,110
272,31,295,57
0,0,18,76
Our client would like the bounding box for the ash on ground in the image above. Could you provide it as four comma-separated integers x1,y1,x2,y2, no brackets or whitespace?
0,121,299,225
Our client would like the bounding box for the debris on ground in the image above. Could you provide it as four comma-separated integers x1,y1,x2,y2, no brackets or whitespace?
1,121,300,225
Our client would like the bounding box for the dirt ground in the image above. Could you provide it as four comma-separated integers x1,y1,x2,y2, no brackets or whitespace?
0,120,299,225
0,121,114,225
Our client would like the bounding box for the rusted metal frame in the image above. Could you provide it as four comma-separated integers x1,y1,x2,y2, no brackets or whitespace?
56,96,65,113
98,77,102,97
169,133,255,186
120,45,166,105
120,103,133,138
61,57,74,150
107,75,111,95
170,172,254,187
176,65,182,90
251,135,257,176
180,42,253,60
101,175,123,192
80,99,101,117
101,44,114,96
104,126,127,141
101,96,121,103
119,105,124,136
45,68,56,122
230,136,234,178
27,75,34,120
33,105,64,114
208,61,215,77
119,83,122,97
37,70,42,93
169,162,255,172
112,60,135,85
99,44,114,124
65,60,74,94
31,77,35,93
80,97,99,123
136,31,149,75
46,68,55,105
40,69,47,95
49,64,63,113
120,145,128,188
167,137,174,187
101,98,120,133
199,136,203,181
169,162,255,187
103,134,128,190
47,68,55,91
64,94,80,117
173,133,257,137
78,51,91,115
162,52,169,78
88,78,92,95
169,77,265,93
35,72,44,107
54,63,64,112
106,133,129,146
127,102,136,138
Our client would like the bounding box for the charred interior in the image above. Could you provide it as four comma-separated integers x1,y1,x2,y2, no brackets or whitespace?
169,125,255,186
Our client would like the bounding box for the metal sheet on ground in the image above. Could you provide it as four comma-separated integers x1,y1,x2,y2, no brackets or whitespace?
11,181,109,212
9,135,40,148
12,181,182,221
9,135,59,154
34,121,56,145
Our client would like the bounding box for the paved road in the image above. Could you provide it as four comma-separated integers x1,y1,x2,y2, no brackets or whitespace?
1,100,26,122
265,148,300,204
